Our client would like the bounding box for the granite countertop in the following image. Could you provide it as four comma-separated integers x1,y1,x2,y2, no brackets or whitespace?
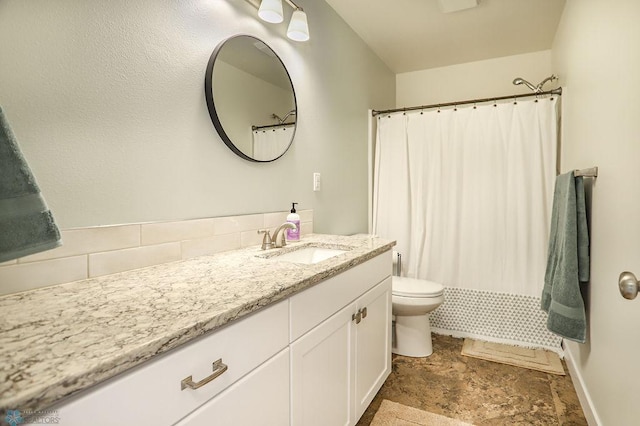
0,234,395,412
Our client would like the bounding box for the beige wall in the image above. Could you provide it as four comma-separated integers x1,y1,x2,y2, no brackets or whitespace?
552,1,640,424
396,50,553,107
0,0,395,234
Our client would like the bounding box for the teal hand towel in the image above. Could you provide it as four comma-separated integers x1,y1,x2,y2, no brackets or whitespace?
541,171,589,343
0,107,61,262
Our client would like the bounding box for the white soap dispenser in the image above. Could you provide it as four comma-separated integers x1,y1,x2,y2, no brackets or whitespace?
286,202,300,241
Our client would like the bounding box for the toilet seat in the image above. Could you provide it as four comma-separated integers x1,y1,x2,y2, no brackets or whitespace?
392,276,444,298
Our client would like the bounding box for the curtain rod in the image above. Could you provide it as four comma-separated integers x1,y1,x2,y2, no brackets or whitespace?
252,122,295,131
372,88,562,117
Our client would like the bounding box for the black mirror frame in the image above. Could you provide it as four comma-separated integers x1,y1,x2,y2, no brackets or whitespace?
204,34,297,163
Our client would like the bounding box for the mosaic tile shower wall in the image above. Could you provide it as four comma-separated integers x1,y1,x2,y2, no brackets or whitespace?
430,287,562,349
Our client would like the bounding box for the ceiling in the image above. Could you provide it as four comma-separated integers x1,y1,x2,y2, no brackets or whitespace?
324,0,566,74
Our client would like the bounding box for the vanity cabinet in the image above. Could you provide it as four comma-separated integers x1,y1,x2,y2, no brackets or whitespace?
50,250,392,426
290,253,392,425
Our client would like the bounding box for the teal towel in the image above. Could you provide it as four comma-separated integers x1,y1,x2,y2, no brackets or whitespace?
0,107,61,262
541,171,590,343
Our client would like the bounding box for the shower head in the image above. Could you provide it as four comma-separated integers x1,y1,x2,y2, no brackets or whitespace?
512,77,537,92
535,74,558,92
272,110,297,124
512,75,558,93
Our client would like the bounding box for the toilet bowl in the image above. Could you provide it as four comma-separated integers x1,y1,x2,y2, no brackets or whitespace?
392,276,444,357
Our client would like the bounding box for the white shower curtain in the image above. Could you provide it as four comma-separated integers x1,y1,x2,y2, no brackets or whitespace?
252,124,294,161
373,98,558,297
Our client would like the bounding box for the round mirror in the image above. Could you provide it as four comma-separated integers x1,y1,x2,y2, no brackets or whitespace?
205,35,297,162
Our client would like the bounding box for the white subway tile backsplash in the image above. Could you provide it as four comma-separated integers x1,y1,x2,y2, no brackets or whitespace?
263,211,289,229
264,210,312,231
141,218,215,246
241,229,264,248
1,210,312,296
19,225,140,263
213,214,264,235
89,243,181,278
300,221,314,235
181,233,241,259
0,256,88,296
298,209,313,223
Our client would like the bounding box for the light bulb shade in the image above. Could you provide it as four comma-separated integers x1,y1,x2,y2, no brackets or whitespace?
287,9,309,41
258,0,284,24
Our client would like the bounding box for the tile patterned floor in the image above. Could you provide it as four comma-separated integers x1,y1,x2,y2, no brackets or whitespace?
358,334,587,426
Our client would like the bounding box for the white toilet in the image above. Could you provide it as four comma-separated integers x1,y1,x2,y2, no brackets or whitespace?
392,276,444,357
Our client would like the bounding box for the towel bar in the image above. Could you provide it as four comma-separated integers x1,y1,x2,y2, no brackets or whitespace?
574,167,598,178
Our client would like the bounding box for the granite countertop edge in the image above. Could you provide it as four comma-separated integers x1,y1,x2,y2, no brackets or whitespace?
0,234,395,412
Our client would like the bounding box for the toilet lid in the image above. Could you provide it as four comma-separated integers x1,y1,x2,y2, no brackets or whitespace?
392,276,444,297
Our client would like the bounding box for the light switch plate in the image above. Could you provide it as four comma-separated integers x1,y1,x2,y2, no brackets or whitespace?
313,173,321,191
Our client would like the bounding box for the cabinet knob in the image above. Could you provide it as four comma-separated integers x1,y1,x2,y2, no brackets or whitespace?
181,358,228,390
361,307,367,319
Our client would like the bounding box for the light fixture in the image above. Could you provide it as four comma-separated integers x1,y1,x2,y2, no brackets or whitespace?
258,0,284,23
257,0,310,42
287,9,309,42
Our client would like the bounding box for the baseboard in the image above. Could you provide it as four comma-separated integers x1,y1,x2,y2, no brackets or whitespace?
563,343,601,426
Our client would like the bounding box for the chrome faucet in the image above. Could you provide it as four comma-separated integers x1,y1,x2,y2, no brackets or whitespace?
272,222,297,248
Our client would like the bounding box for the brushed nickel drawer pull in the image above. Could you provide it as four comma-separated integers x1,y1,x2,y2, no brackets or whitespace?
352,311,362,324
361,307,367,319
181,358,228,391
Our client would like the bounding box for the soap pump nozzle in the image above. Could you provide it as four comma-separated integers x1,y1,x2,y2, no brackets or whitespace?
291,202,298,213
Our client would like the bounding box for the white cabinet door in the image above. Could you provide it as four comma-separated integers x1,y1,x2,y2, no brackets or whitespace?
290,302,356,426
176,348,290,426
354,278,392,420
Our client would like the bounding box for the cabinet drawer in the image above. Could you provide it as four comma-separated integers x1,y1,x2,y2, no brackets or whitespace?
176,348,290,426
54,300,289,426
290,251,391,342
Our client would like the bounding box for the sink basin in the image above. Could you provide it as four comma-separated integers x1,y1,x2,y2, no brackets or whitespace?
268,247,348,264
